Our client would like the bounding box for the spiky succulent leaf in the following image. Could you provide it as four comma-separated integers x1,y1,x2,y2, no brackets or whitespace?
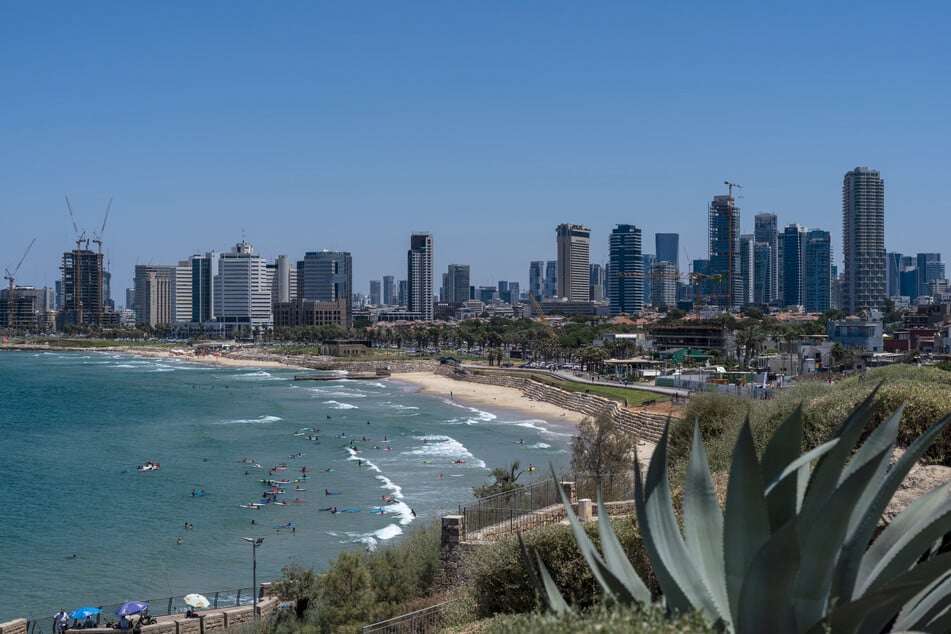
893,567,951,631
552,468,637,605
760,405,803,531
534,552,571,615
840,404,903,485
634,426,709,617
837,411,951,601
764,439,840,497
737,516,800,634
859,483,951,596
799,384,882,519
821,553,951,634
518,533,548,610
595,494,652,605
682,421,730,626
791,448,890,629
723,418,771,626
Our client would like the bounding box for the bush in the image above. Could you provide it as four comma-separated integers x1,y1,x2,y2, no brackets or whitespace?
465,516,654,618
479,604,714,634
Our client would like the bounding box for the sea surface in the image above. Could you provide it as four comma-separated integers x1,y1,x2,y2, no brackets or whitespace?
0,350,575,622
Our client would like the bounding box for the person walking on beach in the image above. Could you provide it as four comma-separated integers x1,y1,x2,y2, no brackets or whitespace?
54,609,69,633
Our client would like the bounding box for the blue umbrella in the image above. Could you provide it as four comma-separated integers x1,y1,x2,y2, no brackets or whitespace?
69,607,101,619
115,601,148,616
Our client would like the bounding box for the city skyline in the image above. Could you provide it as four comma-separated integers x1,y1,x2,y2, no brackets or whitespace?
2,4,949,295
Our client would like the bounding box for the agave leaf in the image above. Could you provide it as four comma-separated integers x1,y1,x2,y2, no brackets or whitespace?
551,467,638,605
682,421,730,625
737,516,800,634
924,602,951,633
518,533,547,610
633,425,708,617
823,552,951,634
791,448,890,629
840,403,903,485
723,418,771,626
764,439,840,497
836,411,951,601
760,405,803,531
893,567,951,631
595,494,652,605
535,552,571,615
859,488,951,596
799,384,882,520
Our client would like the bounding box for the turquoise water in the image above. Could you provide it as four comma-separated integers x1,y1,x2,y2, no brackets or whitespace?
0,351,575,622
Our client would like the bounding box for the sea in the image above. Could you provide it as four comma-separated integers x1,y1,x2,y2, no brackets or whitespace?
0,350,576,622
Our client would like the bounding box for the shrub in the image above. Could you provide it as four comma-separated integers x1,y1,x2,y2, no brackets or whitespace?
466,516,653,618
480,604,714,634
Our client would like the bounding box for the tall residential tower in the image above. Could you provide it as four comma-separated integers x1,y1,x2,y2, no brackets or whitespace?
842,167,885,315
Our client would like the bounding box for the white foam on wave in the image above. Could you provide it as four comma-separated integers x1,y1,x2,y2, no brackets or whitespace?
346,447,381,473
307,389,367,399
334,522,404,551
386,403,419,411
233,370,288,381
529,442,552,449
215,415,283,425
404,435,486,468
111,364,138,369
325,400,358,410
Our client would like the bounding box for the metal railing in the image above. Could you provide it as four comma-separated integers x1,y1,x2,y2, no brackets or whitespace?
458,473,633,541
25,587,254,633
362,601,450,634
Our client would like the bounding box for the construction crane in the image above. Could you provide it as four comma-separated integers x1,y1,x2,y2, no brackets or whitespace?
92,198,112,327
4,238,36,328
724,180,743,197
527,291,556,339
690,272,724,313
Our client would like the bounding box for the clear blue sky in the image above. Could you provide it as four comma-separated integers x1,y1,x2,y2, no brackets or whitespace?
2,2,949,302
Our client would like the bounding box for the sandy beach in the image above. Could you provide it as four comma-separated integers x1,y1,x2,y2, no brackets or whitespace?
393,371,587,425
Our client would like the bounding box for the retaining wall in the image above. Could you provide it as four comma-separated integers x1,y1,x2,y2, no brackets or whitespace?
432,367,670,443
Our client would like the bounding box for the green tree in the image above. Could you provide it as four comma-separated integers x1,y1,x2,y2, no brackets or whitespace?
474,460,525,498
314,550,376,631
570,410,634,498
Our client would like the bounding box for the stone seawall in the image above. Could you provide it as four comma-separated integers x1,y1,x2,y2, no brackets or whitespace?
433,366,669,443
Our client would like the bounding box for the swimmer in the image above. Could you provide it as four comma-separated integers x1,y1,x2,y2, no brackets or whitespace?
177,538,183,545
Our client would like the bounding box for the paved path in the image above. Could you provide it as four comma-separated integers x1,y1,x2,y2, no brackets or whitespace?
470,365,691,399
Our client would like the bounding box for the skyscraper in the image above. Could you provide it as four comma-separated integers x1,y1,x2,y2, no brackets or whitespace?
369,280,382,305
297,251,353,327
544,261,557,299
886,252,904,298
917,253,944,299
383,275,395,306
650,261,678,308
214,241,272,332
407,233,434,321
708,193,742,310
739,235,754,307
446,264,470,304
842,167,885,315
133,264,175,325
529,261,544,300
607,224,643,315
655,233,679,269
805,229,832,313
589,264,605,302
60,247,105,326
556,223,591,301
783,224,807,308
754,213,780,303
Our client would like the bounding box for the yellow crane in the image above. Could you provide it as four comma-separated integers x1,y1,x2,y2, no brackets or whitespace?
527,291,556,338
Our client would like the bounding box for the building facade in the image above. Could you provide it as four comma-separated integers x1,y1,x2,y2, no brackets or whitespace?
297,251,352,327
607,224,643,315
655,233,679,269
556,224,590,301
754,213,779,304
805,229,832,313
446,264,470,304
842,167,885,315
407,233,434,321
783,224,807,308
708,193,742,310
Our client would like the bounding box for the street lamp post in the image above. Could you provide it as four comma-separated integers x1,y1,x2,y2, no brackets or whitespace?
243,537,264,620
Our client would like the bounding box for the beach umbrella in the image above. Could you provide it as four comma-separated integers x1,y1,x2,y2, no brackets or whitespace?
69,607,101,619
183,593,210,609
115,601,148,616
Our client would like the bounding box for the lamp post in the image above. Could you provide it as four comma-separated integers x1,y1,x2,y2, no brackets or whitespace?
243,537,264,620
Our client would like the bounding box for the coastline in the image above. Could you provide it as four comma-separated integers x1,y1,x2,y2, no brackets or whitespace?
392,371,587,426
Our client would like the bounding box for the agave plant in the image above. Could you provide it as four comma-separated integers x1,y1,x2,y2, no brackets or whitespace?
523,386,951,633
